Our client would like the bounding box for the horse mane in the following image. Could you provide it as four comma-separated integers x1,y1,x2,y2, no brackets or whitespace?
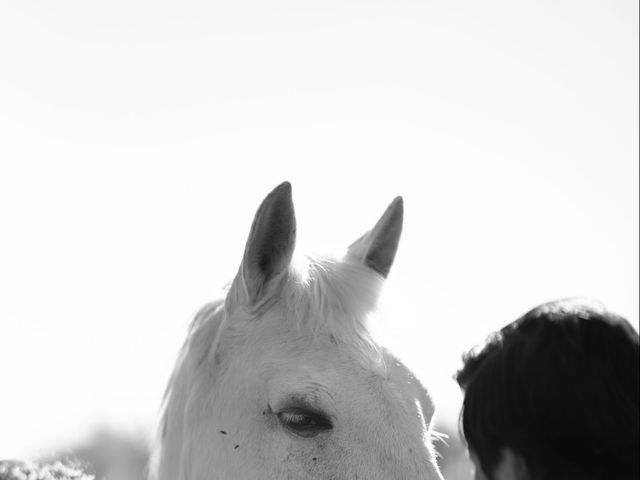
277,254,386,365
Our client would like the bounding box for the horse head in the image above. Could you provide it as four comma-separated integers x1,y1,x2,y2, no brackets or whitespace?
151,182,443,480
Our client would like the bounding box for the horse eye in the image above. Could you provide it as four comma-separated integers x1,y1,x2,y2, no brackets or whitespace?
277,408,333,438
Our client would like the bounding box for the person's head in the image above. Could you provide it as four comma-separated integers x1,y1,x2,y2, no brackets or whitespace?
456,299,639,480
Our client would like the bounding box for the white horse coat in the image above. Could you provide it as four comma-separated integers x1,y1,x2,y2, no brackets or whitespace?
150,182,444,480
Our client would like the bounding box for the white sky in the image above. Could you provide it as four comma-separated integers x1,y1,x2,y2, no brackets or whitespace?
0,0,638,459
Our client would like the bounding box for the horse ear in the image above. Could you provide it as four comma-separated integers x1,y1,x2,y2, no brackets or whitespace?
228,182,296,309
347,196,403,278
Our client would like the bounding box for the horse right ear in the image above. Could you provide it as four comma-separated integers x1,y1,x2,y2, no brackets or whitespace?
226,182,296,312
346,196,403,278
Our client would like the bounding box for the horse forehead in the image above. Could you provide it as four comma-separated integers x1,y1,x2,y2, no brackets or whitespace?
261,342,428,403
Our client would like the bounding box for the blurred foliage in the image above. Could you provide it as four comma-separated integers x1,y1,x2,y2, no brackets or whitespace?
42,431,147,480
0,460,94,480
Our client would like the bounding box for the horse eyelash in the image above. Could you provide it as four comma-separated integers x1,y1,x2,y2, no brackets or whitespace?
282,412,308,422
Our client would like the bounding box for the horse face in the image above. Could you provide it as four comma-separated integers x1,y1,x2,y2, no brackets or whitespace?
151,182,443,480
175,303,442,480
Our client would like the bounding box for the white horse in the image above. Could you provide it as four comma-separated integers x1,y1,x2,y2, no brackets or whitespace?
150,182,444,480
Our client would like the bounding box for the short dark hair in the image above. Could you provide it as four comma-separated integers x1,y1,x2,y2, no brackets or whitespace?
456,299,639,480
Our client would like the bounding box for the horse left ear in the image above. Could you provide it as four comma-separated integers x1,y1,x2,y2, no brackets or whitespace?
347,196,403,278
227,182,296,310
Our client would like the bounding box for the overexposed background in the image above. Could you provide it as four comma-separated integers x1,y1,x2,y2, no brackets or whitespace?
0,1,638,478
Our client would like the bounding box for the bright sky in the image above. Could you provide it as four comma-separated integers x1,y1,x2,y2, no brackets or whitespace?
0,0,638,459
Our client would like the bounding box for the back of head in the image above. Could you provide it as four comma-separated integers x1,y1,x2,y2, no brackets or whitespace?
456,299,639,480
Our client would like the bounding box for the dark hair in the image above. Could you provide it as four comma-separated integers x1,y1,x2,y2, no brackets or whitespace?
456,299,639,480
